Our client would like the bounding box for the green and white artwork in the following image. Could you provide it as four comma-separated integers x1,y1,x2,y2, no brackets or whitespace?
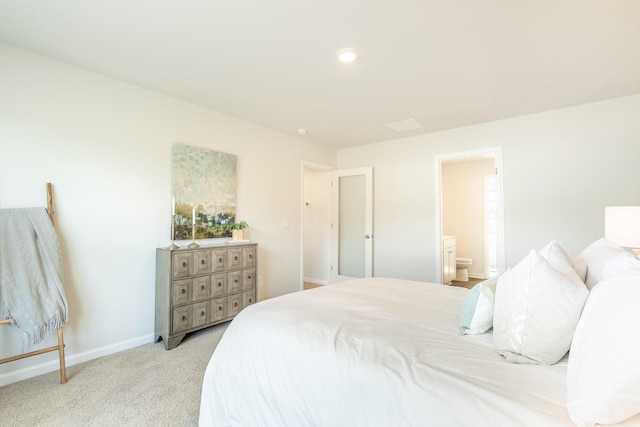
171,143,237,239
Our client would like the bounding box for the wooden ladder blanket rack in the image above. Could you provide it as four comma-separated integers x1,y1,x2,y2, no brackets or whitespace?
0,183,67,384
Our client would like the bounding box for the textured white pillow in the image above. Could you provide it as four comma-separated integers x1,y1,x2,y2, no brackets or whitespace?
459,276,498,335
580,238,640,289
493,250,588,365
567,267,640,427
539,240,587,283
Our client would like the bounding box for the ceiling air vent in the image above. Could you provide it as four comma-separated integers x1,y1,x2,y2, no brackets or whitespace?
384,119,423,132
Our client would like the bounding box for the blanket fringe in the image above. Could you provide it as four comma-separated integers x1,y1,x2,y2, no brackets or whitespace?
3,311,67,351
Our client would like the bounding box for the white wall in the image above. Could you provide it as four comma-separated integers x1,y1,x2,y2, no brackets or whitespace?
443,158,495,278
0,43,336,385
337,94,640,283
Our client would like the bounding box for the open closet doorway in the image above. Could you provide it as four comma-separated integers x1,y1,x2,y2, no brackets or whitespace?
434,147,505,285
300,162,374,290
300,162,333,290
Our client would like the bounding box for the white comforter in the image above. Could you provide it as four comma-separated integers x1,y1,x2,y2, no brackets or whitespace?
198,278,636,426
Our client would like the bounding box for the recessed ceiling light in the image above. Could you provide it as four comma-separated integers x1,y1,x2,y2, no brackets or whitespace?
337,48,359,63
297,128,308,136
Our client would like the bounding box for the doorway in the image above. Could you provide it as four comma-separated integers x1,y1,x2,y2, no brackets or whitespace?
300,162,332,290
434,147,505,284
300,163,373,289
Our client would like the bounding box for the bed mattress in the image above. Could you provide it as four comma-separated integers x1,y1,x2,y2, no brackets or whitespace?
198,277,636,426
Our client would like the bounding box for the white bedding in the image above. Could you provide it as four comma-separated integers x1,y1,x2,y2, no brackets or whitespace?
199,277,639,426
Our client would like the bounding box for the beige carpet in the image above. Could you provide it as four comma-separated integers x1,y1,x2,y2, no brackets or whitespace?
0,322,229,427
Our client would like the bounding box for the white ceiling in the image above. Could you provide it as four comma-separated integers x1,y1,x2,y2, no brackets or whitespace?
1,1,639,148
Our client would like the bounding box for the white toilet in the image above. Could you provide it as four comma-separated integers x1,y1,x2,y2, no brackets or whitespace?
455,258,473,281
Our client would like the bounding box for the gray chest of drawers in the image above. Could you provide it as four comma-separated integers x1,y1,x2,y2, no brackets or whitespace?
155,242,257,350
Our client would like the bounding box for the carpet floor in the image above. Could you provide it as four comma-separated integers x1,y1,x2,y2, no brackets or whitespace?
0,322,229,427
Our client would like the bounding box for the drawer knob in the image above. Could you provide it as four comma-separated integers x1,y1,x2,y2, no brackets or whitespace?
201,311,206,316
182,262,187,268
248,298,253,303
234,302,238,307
201,285,205,290
218,306,223,311
234,256,238,261
201,259,206,265
217,282,222,287
218,257,223,262
234,279,239,284
181,315,187,321
248,275,252,279
249,254,253,259
181,289,187,294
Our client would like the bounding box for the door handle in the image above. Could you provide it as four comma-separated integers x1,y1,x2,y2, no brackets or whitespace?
365,234,371,239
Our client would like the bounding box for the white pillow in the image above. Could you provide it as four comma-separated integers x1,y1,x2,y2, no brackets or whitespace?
539,240,587,283
493,250,588,365
580,238,640,289
459,276,498,335
567,267,640,427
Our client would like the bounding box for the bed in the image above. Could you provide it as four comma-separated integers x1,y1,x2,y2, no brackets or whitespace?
199,239,640,427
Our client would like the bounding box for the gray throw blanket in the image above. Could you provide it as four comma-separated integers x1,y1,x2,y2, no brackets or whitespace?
0,208,68,348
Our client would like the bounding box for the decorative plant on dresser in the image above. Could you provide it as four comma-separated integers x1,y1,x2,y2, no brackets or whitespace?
155,242,257,350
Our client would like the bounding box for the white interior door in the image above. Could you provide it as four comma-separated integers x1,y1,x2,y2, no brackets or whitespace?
330,167,373,283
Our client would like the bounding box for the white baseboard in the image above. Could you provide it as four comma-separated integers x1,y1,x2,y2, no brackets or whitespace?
0,333,155,387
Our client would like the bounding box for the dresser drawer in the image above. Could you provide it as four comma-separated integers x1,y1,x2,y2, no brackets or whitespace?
192,275,211,301
172,252,192,279
243,290,256,308
211,273,226,297
194,250,212,275
242,268,255,290
227,270,242,293
172,305,191,334
211,297,227,322
172,279,191,305
243,247,256,268
227,293,243,317
227,247,243,270
192,301,210,328
211,248,227,272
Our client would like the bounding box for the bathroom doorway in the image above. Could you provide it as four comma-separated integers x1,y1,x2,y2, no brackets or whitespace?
434,147,505,284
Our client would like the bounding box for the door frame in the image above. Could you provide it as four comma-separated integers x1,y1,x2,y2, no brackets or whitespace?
434,147,506,284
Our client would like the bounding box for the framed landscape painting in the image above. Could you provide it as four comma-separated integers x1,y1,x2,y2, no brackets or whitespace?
171,143,237,239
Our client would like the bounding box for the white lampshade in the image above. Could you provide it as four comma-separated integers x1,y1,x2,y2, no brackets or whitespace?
605,206,640,248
